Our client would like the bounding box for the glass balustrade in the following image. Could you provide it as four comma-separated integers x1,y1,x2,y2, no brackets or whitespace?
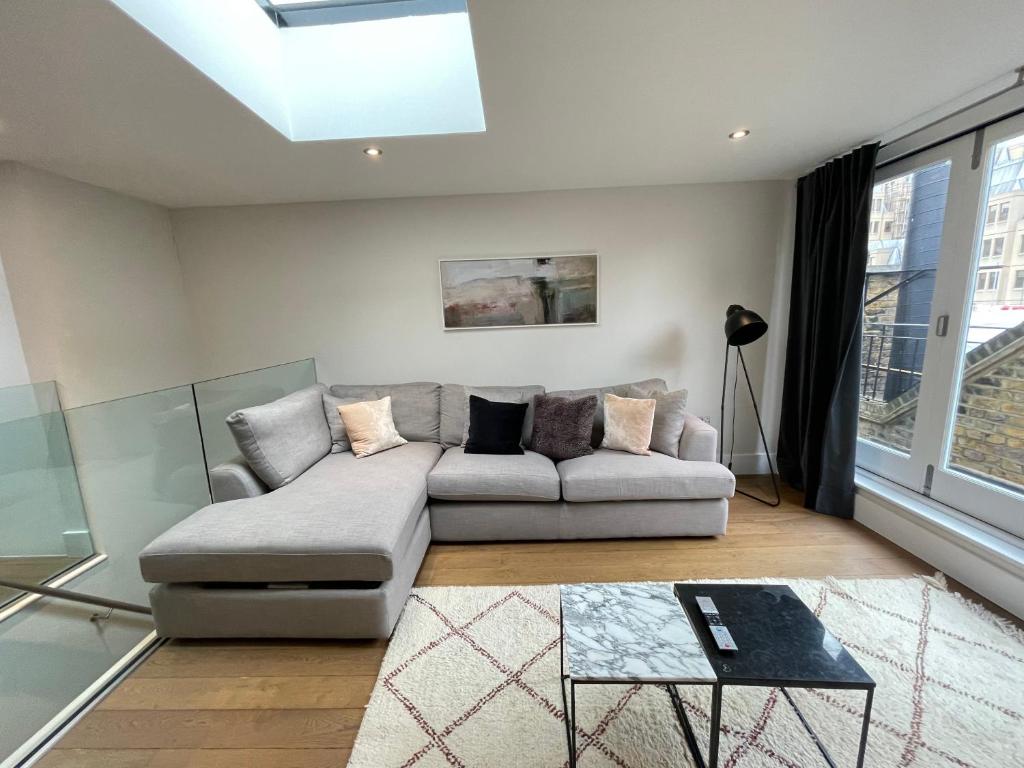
0,359,315,764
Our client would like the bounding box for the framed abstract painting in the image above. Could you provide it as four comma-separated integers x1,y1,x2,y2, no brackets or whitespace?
439,253,599,330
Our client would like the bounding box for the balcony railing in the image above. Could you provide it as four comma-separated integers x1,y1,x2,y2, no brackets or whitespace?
860,322,927,402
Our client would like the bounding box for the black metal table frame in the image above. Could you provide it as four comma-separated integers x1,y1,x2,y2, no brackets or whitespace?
677,680,874,768
558,598,875,768
558,597,717,768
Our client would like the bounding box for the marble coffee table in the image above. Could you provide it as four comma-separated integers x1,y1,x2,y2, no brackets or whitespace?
558,583,717,768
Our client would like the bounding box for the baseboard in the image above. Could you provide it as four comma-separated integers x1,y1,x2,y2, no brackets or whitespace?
728,452,775,476
854,473,1024,619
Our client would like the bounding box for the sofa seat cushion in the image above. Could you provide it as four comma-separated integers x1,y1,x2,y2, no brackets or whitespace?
140,442,442,584
558,449,735,502
427,447,560,502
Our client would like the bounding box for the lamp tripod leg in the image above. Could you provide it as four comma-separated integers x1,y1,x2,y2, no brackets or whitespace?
732,347,782,507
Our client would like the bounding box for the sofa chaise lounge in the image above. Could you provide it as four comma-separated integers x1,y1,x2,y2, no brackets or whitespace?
139,379,735,639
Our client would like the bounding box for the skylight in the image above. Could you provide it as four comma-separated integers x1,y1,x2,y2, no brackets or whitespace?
258,0,467,27
110,0,485,142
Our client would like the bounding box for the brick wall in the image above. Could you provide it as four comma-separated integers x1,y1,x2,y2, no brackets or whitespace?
858,322,1024,494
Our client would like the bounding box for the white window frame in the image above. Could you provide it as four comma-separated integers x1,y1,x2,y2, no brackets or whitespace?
856,142,963,488
927,114,1024,537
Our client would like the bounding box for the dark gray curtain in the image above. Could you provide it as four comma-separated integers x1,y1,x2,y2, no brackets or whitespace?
777,143,879,518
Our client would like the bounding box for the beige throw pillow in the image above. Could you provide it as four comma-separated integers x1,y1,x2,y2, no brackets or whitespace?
600,394,656,455
337,396,407,458
626,385,688,458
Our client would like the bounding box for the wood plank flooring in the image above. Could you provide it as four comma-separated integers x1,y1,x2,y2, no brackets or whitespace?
37,482,964,767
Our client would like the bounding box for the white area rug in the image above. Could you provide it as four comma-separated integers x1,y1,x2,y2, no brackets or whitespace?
348,576,1024,767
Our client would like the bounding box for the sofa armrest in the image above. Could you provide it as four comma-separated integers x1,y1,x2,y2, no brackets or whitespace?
679,414,717,462
210,455,269,502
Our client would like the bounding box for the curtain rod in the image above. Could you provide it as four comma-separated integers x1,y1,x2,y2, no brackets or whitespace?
806,65,1024,176
880,65,1024,150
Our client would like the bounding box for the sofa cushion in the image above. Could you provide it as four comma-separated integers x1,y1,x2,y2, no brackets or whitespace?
627,385,689,458
440,384,545,448
465,396,528,455
427,446,560,502
323,392,360,453
226,384,330,490
548,378,668,447
139,442,443,584
329,382,441,443
558,449,735,502
530,394,598,461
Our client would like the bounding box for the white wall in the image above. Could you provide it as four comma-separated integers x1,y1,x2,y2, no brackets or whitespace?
0,162,197,408
172,181,792,458
0,252,29,390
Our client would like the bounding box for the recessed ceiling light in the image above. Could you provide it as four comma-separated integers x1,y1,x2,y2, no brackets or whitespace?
363,146,383,158
729,129,751,140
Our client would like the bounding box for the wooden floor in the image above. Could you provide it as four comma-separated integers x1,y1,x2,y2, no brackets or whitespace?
38,483,960,767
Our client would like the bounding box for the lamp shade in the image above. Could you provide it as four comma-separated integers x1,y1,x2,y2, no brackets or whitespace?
724,304,767,347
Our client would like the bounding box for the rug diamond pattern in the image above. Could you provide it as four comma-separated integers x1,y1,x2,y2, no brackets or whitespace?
348,578,1024,768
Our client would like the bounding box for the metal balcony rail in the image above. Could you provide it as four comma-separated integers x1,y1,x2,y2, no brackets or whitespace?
861,322,928,402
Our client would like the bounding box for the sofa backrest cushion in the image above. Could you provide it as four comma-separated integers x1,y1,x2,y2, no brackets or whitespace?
329,382,441,443
440,384,545,448
548,378,668,447
226,383,330,490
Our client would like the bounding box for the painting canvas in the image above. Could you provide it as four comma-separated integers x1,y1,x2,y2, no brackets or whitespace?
440,254,598,329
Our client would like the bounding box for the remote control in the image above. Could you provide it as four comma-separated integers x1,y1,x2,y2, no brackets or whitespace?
695,596,738,652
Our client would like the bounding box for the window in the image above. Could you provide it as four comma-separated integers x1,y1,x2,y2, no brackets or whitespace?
871,220,879,235
976,270,999,291
872,198,882,213
883,220,893,234
981,237,1005,260
858,122,1024,540
988,202,1011,224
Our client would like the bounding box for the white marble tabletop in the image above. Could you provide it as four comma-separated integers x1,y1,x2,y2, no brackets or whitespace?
560,583,716,683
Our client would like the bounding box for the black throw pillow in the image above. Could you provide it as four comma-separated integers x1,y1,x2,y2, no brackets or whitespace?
530,393,598,461
465,395,528,455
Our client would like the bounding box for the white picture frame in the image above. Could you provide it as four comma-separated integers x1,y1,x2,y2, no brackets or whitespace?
438,252,599,330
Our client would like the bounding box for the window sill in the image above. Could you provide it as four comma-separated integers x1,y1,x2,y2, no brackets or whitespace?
854,469,1024,580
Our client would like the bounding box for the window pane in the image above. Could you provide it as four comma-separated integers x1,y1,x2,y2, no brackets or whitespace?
859,161,951,453
947,133,1024,495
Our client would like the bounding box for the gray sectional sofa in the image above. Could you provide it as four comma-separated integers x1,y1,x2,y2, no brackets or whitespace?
139,379,735,639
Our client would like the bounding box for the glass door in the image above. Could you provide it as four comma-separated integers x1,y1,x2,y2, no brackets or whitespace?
857,138,967,488
929,117,1024,537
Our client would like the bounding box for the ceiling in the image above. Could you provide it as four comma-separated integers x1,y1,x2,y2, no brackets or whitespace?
1,0,1022,208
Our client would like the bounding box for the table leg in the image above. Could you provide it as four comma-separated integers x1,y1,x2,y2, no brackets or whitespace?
667,685,707,768
856,688,873,768
708,684,721,768
570,682,577,768
559,600,574,765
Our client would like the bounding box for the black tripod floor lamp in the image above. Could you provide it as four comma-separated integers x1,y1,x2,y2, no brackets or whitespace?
720,304,781,507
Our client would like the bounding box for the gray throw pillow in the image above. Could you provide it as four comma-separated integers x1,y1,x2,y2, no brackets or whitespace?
322,393,360,453
531,394,599,461
627,385,688,458
226,384,330,489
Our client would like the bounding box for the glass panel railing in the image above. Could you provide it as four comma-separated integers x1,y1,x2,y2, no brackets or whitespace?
0,385,211,763
193,358,317,471
0,381,92,609
1,360,318,762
